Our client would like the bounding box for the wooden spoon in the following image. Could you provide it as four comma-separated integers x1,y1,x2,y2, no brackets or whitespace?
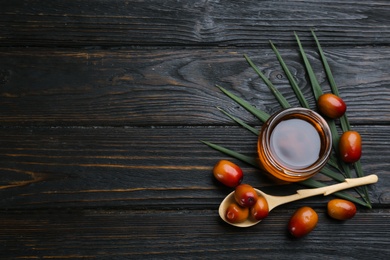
219,174,378,227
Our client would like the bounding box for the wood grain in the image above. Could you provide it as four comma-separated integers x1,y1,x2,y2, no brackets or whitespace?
0,126,388,209
0,47,389,126
1,0,390,47
1,209,389,259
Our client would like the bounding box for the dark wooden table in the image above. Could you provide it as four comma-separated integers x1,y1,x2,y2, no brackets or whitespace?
1,1,389,259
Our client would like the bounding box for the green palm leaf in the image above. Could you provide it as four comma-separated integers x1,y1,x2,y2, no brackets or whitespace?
202,31,373,208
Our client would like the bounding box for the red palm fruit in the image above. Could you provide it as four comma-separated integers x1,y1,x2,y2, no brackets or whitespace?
250,195,269,221
339,131,362,163
213,160,243,188
318,93,347,119
327,199,356,220
234,184,258,208
225,202,249,223
288,206,318,238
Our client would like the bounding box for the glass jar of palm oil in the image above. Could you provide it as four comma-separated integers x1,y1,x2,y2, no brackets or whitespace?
258,107,332,182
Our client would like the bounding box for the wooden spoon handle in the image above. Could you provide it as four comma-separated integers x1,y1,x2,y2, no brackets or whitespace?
269,175,378,208
296,174,378,198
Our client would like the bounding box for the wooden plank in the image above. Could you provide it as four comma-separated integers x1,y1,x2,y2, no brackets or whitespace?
1,0,390,47
0,47,389,126
1,208,389,258
0,125,388,209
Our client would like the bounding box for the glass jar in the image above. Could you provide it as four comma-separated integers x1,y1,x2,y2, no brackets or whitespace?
258,107,332,182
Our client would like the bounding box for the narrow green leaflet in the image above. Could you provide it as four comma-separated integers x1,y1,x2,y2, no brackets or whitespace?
244,54,291,109
340,116,351,133
216,85,270,123
354,160,371,204
269,40,310,109
217,107,259,136
320,166,345,183
294,32,322,99
311,30,338,95
200,141,259,168
328,155,344,172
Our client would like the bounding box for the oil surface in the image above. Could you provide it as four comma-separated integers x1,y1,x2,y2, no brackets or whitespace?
270,118,321,169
